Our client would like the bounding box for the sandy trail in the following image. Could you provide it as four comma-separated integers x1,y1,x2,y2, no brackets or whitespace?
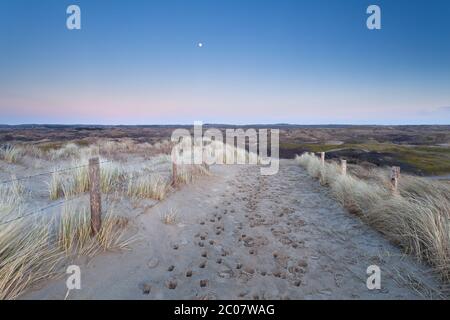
25,160,444,299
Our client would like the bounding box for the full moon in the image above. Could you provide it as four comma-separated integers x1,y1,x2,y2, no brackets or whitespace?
198,42,203,47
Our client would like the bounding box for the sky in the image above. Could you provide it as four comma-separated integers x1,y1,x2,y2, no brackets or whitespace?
0,0,449,125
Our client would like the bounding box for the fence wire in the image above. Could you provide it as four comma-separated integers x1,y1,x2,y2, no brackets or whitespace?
0,196,83,227
0,156,174,226
0,159,113,185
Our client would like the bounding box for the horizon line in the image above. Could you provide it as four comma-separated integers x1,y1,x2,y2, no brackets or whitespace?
1,123,450,127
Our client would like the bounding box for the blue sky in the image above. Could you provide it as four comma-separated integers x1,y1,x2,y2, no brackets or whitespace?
0,0,449,125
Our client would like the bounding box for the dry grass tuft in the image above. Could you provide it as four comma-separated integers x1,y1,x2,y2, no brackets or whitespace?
0,180,24,221
21,145,45,159
175,164,210,185
127,173,170,200
62,158,92,197
48,171,64,200
0,218,63,300
0,200,133,300
296,152,450,282
48,159,125,200
96,213,132,250
58,203,133,256
100,163,125,193
160,207,178,225
0,145,22,164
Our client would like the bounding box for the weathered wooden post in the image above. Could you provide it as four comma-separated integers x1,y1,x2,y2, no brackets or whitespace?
341,159,347,175
390,166,401,192
89,157,102,235
320,152,325,166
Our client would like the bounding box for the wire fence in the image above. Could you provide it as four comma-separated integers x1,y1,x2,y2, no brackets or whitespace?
0,156,173,185
0,196,82,227
0,159,114,185
0,156,175,227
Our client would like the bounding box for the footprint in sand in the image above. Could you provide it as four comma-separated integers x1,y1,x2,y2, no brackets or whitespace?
168,265,175,272
165,278,177,289
292,279,302,287
147,257,159,269
272,251,290,268
243,266,255,275
139,282,151,295
218,267,234,279
239,290,250,298
199,260,207,268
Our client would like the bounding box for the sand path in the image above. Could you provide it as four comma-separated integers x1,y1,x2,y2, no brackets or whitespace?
25,160,444,299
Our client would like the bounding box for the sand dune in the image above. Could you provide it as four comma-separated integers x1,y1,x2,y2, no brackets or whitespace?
23,160,445,300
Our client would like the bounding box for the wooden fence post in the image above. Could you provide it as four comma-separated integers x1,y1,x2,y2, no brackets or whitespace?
320,152,325,166
341,159,347,175
390,166,401,192
89,157,102,235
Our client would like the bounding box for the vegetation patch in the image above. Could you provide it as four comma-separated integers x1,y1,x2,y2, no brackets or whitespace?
296,153,450,282
284,143,450,175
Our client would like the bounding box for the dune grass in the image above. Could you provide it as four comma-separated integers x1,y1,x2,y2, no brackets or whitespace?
160,207,179,225
174,164,210,185
58,203,133,256
48,171,64,200
0,181,60,299
0,145,22,164
1,140,212,299
127,173,170,200
48,159,125,200
0,199,132,300
296,152,450,282
47,156,210,202
0,218,63,300
0,180,24,221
